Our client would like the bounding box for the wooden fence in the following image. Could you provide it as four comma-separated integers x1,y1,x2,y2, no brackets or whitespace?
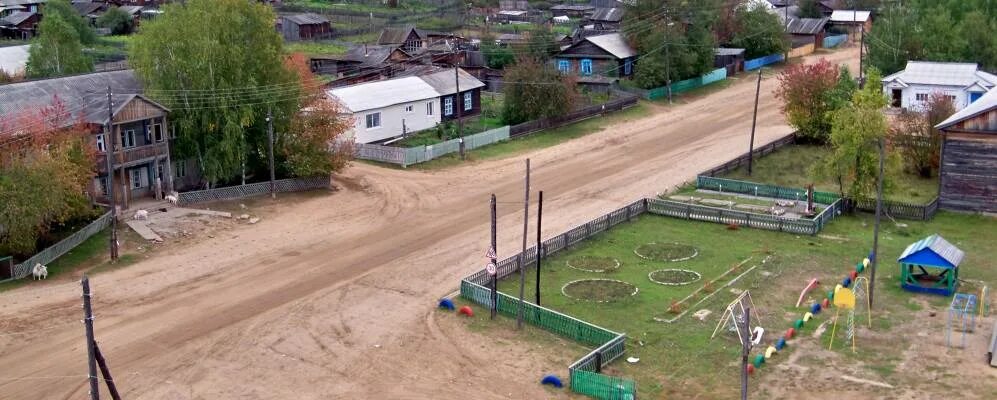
5,212,113,281
354,126,510,166
788,43,816,58
646,198,840,235
699,133,797,177
823,34,848,48
177,177,331,205
744,53,784,71
509,95,638,137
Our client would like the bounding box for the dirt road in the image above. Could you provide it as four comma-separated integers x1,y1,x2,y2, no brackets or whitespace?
0,47,859,399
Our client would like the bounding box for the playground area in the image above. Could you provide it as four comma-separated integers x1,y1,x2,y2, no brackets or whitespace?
451,209,997,399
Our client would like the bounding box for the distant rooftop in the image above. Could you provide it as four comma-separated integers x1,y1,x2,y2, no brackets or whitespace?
882,61,997,88
830,10,871,23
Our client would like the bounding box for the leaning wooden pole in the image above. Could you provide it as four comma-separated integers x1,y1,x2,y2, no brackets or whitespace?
94,343,121,400
82,275,100,400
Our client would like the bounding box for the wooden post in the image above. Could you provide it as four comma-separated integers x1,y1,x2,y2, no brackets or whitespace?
535,190,543,306
748,68,762,175
82,275,100,400
267,107,276,199
742,307,751,400
490,194,498,320
104,87,118,261
93,343,121,400
517,159,530,329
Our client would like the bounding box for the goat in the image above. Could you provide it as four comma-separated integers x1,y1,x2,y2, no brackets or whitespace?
134,209,149,220
32,263,48,280
165,194,178,205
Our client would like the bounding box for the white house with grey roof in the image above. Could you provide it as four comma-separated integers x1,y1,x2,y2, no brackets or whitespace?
882,61,997,111
327,68,485,144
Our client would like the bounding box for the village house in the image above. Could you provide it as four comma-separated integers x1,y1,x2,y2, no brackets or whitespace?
934,89,997,214
882,61,997,111
310,44,413,87
780,15,828,48
0,70,197,209
550,4,593,18
0,10,38,39
278,12,331,41
586,7,624,30
828,10,871,38
554,32,636,79
326,68,484,144
71,1,108,26
0,0,43,17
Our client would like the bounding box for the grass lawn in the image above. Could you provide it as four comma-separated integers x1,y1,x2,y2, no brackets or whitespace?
406,102,650,170
470,210,996,399
337,31,379,43
393,95,505,147
722,144,940,204
284,41,347,56
284,0,440,14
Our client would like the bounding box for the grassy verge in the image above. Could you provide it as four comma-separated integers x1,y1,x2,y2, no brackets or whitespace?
722,144,939,204
406,102,650,170
284,41,347,56
337,32,379,43
474,210,996,399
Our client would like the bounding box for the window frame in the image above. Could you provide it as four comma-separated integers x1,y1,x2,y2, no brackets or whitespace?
463,92,472,111
444,97,453,116
365,112,381,129
426,101,434,115
558,59,569,73
129,167,148,189
152,123,164,142
121,129,136,148
95,133,106,153
580,59,593,75
405,105,413,113
623,58,632,75
175,160,186,178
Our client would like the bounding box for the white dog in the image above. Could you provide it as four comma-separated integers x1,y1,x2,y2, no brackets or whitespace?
32,263,48,280
134,209,149,220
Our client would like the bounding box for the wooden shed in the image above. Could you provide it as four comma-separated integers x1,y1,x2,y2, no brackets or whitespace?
935,88,997,214
280,13,331,41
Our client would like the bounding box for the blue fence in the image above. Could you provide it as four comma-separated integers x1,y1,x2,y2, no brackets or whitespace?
745,54,784,71
638,68,728,100
822,34,848,49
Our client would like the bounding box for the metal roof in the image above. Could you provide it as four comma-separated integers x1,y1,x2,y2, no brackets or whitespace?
71,2,104,16
283,12,329,25
882,61,997,88
343,44,403,68
118,5,143,15
377,26,418,45
497,10,528,16
584,33,636,59
589,7,624,22
418,68,485,96
0,44,29,75
783,16,829,35
715,48,746,56
897,234,964,268
830,10,870,23
327,68,485,113
0,70,148,125
936,88,997,130
1,10,34,26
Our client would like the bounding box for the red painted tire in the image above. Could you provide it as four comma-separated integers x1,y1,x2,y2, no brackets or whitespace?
458,306,474,317
785,328,795,339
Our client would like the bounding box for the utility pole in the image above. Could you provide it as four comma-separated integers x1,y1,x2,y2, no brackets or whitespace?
747,68,762,176
516,158,530,330
741,307,751,400
859,24,865,88
455,63,465,160
490,194,498,320
870,138,884,308
93,344,121,400
266,107,276,199
664,39,672,104
82,274,100,400
104,87,118,261
535,190,543,305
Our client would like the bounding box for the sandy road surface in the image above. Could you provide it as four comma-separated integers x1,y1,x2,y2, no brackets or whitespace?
0,47,858,399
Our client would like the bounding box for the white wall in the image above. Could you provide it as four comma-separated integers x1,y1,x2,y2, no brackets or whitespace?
347,99,442,144
884,84,974,111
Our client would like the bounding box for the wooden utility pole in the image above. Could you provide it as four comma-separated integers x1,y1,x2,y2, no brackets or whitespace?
490,194,498,320
516,158,530,330
664,41,673,104
870,138,884,308
747,68,762,175
94,344,121,400
82,274,100,400
104,87,118,261
741,307,751,400
858,24,865,88
455,64,465,160
535,190,543,305
267,107,276,199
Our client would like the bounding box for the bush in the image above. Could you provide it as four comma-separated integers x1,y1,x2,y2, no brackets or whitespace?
98,7,135,35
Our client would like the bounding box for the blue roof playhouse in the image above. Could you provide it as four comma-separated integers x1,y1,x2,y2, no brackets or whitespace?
898,234,965,296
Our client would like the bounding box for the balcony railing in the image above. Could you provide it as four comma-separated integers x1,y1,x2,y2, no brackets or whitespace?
96,141,169,174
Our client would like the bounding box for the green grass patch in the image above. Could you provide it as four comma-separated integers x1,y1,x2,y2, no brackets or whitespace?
337,31,379,43
722,144,939,204
480,210,997,398
284,41,347,56
409,102,650,170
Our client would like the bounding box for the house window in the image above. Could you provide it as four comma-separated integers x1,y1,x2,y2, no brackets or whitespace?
95,177,108,196
624,58,632,75
405,105,413,113
581,59,593,75
129,167,148,189
152,124,164,142
426,102,434,115
365,112,381,129
121,129,136,148
464,92,472,111
946,95,956,103
558,59,569,73
95,134,106,153
175,160,186,178
444,97,453,116
915,93,928,101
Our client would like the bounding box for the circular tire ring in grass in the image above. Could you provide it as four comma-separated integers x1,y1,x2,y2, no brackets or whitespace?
561,279,639,303
633,242,699,262
648,269,702,286
565,256,621,273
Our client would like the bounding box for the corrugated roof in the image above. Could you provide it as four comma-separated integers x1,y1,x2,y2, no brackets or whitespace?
283,12,329,25
72,2,104,16
783,16,829,35
377,26,418,45
0,44,29,75
418,68,485,95
328,76,439,113
897,234,964,268
326,68,485,113
715,48,746,56
882,61,997,88
585,33,636,59
830,10,870,23
0,70,145,125
1,10,34,26
343,45,402,68
589,7,624,22
936,88,997,130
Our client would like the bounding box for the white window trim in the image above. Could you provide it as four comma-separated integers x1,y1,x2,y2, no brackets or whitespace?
405,105,414,113
463,92,472,111
427,102,434,115
365,112,381,130
444,97,453,116
122,129,136,148
152,123,164,142
95,134,106,153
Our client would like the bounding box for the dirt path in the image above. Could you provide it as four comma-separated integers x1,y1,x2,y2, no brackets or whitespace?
0,47,859,399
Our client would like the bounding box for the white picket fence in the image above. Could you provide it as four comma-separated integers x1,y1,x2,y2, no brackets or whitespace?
355,126,511,167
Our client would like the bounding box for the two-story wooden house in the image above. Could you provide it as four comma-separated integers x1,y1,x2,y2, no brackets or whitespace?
0,70,191,209
935,89,997,214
